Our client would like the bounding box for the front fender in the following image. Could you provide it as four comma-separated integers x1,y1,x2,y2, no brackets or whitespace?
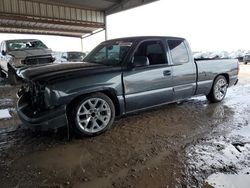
45,72,124,108
55,85,120,105
49,86,125,116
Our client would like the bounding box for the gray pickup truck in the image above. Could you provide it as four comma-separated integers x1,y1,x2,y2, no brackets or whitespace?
17,36,239,136
0,39,54,85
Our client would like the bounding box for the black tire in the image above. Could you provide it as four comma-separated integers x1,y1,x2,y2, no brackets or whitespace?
70,92,115,136
206,75,228,103
8,68,19,85
244,62,248,65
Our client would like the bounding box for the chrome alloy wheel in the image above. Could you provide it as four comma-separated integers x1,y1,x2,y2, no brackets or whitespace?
214,78,227,101
76,98,111,134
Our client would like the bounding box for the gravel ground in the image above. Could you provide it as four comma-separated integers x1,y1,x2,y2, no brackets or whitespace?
0,64,249,188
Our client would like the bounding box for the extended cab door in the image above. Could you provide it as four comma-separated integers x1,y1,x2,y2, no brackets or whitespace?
123,39,174,113
166,39,196,100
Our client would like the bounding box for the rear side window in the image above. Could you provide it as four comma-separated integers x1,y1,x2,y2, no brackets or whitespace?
167,40,189,64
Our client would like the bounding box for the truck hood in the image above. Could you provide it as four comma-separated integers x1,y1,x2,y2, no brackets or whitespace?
9,48,52,59
17,62,121,81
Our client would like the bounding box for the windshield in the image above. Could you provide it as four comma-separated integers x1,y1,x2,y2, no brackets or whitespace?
7,40,48,51
85,41,133,65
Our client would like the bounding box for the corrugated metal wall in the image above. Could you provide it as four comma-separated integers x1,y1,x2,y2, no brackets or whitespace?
0,0,104,24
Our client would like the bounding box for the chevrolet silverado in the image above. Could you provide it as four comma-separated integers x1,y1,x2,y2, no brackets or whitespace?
16,36,239,136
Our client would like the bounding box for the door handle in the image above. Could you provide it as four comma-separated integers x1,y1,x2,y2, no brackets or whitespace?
163,70,171,76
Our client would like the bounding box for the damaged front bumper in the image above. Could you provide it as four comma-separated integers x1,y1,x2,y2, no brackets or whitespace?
17,94,68,130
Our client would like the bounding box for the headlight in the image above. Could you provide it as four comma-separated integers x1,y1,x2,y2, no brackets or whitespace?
14,58,23,67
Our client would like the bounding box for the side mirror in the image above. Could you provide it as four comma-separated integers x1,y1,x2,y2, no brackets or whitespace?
1,50,6,56
133,56,149,67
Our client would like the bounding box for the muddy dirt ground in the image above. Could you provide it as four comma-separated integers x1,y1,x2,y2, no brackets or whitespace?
0,64,250,188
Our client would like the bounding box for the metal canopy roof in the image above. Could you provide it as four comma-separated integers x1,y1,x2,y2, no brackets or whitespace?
0,0,158,38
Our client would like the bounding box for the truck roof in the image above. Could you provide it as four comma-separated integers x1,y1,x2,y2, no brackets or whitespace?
105,36,185,43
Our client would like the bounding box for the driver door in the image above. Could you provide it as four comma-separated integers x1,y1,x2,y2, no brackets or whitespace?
123,39,174,113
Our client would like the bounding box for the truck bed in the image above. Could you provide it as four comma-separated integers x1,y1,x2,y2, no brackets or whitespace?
195,58,239,95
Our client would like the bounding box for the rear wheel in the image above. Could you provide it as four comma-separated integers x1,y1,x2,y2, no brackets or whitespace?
206,75,228,103
8,68,19,85
244,62,248,65
71,93,115,136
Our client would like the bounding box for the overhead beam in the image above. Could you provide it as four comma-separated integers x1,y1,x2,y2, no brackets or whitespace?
0,13,105,29
0,24,92,36
0,29,84,38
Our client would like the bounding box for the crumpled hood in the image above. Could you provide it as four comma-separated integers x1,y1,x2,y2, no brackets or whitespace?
17,62,119,81
9,48,52,59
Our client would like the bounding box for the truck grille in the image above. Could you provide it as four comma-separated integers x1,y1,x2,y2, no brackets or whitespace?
23,55,54,66
28,82,46,110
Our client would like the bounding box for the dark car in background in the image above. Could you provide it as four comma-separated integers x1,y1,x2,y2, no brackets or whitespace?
59,51,86,62
0,39,54,85
243,54,250,64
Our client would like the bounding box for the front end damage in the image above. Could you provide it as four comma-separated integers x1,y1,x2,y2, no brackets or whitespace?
17,81,67,130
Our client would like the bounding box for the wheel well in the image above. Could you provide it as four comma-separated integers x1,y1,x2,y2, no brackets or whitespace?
215,73,229,84
66,90,121,117
102,90,121,116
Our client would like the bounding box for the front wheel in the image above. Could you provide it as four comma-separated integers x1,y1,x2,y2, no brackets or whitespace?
71,93,115,136
244,62,248,65
206,75,228,103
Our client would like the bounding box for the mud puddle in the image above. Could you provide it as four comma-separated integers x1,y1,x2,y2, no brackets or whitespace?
205,168,250,188
185,82,250,187
0,109,11,119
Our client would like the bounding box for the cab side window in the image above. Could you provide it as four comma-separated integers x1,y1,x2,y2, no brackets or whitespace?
134,40,167,65
167,40,189,64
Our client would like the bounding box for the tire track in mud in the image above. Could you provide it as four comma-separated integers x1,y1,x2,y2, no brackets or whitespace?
0,98,215,187
66,98,235,188
0,95,235,187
